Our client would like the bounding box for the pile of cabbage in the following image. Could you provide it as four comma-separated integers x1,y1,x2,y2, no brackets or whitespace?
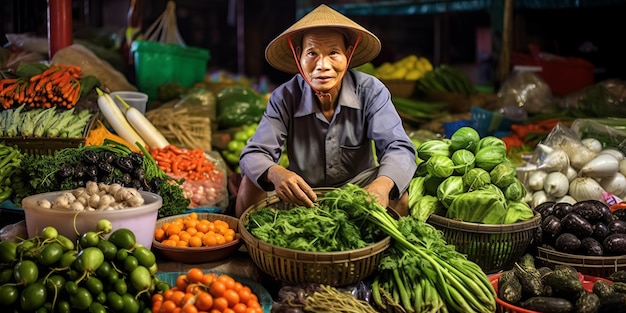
409,126,535,224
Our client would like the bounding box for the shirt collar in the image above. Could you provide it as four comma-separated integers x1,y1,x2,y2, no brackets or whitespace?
294,71,361,117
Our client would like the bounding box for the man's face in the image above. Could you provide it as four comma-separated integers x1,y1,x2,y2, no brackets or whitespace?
298,29,352,93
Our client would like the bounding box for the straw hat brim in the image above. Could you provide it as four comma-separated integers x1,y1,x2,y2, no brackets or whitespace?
265,4,381,74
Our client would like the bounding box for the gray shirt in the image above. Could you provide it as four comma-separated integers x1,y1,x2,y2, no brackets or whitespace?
239,70,417,198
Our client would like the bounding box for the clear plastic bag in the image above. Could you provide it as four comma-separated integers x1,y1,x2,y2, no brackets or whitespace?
497,71,555,114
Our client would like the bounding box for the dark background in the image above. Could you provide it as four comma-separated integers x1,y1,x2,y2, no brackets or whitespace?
1,0,625,85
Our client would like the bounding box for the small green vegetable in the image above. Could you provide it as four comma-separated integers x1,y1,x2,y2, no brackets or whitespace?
451,149,475,174
463,168,491,191
450,126,480,152
426,155,455,178
417,140,451,161
475,146,507,171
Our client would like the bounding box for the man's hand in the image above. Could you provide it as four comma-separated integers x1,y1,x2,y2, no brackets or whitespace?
266,165,317,207
363,176,395,209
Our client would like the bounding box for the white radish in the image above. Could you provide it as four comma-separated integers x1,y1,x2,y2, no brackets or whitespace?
115,95,170,149
96,88,146,148
543,171,570,198
599,148,625,161
581,138,603,153
527,170,548,191
600,172,626,198
579,153,619,178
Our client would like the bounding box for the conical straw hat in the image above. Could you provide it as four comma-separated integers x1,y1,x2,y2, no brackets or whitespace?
265,4,381,74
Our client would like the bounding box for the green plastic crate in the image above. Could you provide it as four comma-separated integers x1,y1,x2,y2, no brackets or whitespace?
131,40,210,100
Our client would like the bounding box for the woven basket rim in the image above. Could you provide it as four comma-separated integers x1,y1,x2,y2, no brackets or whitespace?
427,212,542,234
537,246,626,267
238,190,391,260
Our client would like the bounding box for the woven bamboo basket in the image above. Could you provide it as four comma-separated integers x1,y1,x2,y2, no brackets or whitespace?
536,247,626,279
427,213,542,274
238,190,392,286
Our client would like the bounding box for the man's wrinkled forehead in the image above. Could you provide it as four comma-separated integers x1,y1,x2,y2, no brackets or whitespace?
298,27,352,48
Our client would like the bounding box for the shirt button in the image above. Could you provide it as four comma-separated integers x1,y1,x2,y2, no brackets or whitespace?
329,165,333,168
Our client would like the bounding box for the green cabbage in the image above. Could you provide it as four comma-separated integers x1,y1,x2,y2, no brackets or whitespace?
446,184,508,224
426,155,455,178
462,168,491,191
417,140,451,161
407,176,425,209
504,178,527,202
437,176,467,208
474,146,507,171
410,194,444,222
451,149,475,175
503,201,535,224
450,126,480,152
490,162,517,189
424,175,445,196
475,136,507,152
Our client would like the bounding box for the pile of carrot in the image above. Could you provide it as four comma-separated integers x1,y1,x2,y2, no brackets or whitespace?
0,64,82,110
150,145,224,182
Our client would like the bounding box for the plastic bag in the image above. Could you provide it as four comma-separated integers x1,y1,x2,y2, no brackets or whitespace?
497,71,555,114
0,220,27,242
560,79,626,117
173,151,229,212
142,0,186,46
570,118,626,155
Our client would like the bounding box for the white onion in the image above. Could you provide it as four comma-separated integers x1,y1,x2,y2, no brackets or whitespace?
600,172,626,198
556,195,577,204
581,138,603,153
569,177,605,202
620,159,626,177
565,166,578,182
544,171,570,198
527,170,548,191
531,190,552,209
580,153,620,177
599,148,625,161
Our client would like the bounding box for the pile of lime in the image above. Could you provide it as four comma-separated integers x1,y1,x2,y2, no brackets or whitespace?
222,123,288,173
0,220,167,313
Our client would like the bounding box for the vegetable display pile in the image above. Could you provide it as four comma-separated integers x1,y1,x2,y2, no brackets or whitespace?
151,267,264,313
0,142,22,203
536,200,626,256
0,104,94,138
0,64,85,110
245,199,386,252
409,126,535,224
496,253,626,313
37,181,145,211
154,212,238,248
10,140,189,218
319,184,496,313
272,283,376,313
151,145,227,208
520,123,626,208
0,219,168,313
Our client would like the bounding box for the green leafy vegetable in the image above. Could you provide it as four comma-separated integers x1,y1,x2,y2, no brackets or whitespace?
462,168,491,191
504,201,535,224
450,126,480,152
446,185,508,224
426,155,455,178
417,140,451,161
451,149,475,175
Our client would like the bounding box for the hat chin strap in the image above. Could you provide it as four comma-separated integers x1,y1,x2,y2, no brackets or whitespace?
287,33,361,104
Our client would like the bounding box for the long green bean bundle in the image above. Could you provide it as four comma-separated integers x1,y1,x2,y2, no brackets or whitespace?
304,285,379,313
320,184,496,313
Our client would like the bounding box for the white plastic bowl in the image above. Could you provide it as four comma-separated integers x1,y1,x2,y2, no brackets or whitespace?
22,190,162,249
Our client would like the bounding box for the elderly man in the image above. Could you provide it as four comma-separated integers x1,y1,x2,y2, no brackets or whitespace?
235,4,416,217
